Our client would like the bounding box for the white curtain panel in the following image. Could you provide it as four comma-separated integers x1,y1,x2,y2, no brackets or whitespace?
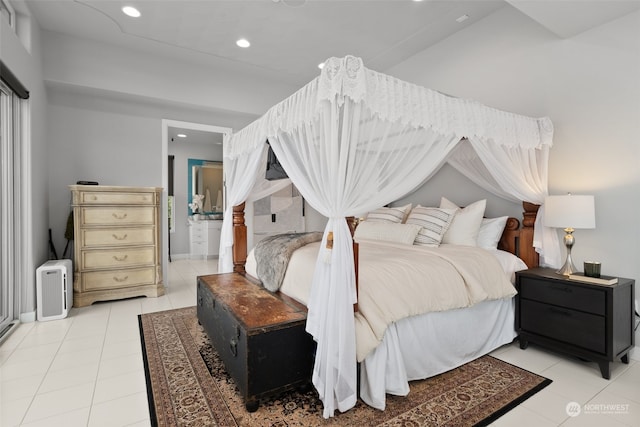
218,144,267,273
246,145,293,203
268,100,461,417
447,141,561,267
220,55,556,418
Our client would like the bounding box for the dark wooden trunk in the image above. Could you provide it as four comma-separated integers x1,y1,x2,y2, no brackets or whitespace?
197,273,315,411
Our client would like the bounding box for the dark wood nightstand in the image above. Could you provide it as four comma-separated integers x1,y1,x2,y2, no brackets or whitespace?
515,267,635,379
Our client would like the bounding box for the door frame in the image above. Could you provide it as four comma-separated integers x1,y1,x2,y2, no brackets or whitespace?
161,120,232,277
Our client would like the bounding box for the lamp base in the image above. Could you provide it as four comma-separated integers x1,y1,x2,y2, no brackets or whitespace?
556,258,577,276
557,228,576,276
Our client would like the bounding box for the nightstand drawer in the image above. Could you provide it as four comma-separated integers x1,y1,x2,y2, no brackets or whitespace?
520,277,605,315
520,300,605,353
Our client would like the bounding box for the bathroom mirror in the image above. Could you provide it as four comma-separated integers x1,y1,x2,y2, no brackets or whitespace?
188,159,224,216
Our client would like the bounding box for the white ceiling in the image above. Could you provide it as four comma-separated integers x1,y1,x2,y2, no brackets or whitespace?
25,0,640,87
168,126,224,146
24,1,639,143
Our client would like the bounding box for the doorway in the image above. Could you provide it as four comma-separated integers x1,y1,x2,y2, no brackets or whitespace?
161,120,232,280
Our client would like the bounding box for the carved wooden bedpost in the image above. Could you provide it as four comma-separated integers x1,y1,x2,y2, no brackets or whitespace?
346,217,360,312
233,203,247,274
519,202,540,268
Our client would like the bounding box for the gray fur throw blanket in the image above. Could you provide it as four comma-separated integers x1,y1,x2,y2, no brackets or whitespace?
254,232,323,292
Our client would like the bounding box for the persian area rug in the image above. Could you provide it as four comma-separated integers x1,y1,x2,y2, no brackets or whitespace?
139,307,551,427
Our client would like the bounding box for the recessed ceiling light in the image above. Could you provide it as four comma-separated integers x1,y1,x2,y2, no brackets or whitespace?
318,62,325,70
177,134,187,138
122,6,141,18
236,38,251,48
456,14,469,23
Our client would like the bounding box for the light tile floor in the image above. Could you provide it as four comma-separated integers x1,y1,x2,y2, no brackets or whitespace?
1,259,638,426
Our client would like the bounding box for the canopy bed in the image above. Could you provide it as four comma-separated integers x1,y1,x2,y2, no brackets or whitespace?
217,56,559,418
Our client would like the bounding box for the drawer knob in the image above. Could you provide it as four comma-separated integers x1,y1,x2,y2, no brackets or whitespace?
112,233,128,241
112,212,128,220
113,254,128,262
113,275,129,283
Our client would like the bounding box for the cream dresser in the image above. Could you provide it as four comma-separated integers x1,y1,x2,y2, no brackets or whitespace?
70,185,164,307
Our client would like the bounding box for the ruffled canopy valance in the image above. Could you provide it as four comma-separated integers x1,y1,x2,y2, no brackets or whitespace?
219,56,559,418
226,56,553,160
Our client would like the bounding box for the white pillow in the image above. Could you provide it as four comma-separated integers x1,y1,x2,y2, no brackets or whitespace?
477,216,509,250
486,248,528,284
405,206,456,247
439,197,486,246
366,203,412,224
354,222,422,245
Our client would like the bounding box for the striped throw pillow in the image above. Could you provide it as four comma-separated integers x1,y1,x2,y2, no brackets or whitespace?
406,206,456,247
366,204,411,224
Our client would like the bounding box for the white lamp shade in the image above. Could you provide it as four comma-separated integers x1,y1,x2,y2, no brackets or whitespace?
544,195,595,229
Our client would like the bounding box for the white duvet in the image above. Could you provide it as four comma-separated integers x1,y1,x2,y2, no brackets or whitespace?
246,238,520,362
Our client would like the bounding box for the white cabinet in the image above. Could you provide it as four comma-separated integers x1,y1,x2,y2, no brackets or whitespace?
189,219,222,259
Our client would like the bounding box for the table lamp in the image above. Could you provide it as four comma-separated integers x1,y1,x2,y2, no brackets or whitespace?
544,194,595,275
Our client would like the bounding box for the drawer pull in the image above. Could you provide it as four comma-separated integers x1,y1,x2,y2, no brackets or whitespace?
550,286,572,293
549,307,572,317
230,338,238,357
112,233,128,241
112,212,128,220
113,254,129,262
113,275,129,283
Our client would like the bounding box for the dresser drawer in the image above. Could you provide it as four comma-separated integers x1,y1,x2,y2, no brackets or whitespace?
190,229,206,241
82,247,155,269
77,190,157,205
81,207,155,226
520,299,605,353
519,277,605,315
80,227,155,248
191,241,207,255
80,267,156,292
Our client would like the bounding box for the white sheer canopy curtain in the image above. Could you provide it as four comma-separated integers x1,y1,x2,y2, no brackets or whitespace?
218,143,267,273
268,95,461,418
446,135,560,267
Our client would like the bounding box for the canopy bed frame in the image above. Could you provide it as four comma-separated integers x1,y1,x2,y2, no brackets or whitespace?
217,55,557,417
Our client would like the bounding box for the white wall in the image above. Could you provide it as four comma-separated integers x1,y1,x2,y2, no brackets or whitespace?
41,28,303,262
389,6,640,349
46,85,252,257
1,4,48,319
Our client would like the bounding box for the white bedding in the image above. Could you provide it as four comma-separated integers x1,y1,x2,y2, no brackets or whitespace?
245,238,527,409
247,239,522,357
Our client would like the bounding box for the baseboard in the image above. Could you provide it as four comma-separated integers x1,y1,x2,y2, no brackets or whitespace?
631,346,640,362
170,253,190,260
19,311,36,323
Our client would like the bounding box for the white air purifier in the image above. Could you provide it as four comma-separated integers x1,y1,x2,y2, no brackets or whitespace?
36,259,73,321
